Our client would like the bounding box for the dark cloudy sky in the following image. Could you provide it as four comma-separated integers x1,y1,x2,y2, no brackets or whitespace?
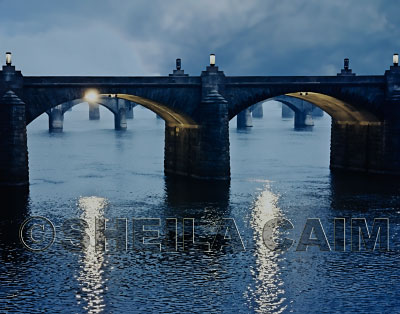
1,0,399,76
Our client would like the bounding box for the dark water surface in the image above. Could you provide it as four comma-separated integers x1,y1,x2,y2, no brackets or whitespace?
1,102,400,313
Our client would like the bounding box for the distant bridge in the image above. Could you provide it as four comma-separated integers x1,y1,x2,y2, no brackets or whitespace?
46,97,137,132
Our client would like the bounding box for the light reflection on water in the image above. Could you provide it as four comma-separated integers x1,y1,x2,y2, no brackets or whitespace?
76,196,108,314
0,102,400,313
247,184,286,313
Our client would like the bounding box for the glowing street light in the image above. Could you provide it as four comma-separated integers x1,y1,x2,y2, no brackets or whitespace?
210,54,215,66
85,90,99,103
6,52,11,65
393,53,399,67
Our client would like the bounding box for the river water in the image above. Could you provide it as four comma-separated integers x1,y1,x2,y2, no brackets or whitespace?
1,101,400,313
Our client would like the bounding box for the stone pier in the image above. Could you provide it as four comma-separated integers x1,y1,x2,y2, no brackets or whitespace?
330,122,384,172
294,108,314,128
164,91,230,180
196,90,230,179
0,91,28,186
276,96,314,128
312,106,324,117
281,104,294,118
164,125,200,178
89,102,100,120
381,66,400,174
48,105,64,132
114,99,127,130
126,102,134,119
237,108,253,128
251,102,264,118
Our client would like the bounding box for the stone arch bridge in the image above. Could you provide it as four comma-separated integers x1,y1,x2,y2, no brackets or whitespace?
1,57,399,186
46,97,138,132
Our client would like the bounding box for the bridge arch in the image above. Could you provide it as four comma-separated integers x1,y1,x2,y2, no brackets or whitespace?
43,98,119,118
26,90,196,128
229,91,381,124
228,90,385,176
107,94,196,127
40,97,132,132
283,92,380,123
24,90,201,179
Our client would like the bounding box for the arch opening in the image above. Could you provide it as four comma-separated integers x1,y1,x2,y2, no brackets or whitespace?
27,91,197,128
54,98,117,117
107,94,196,127
231,92,381,125
229,91,385,177
284,92,380,124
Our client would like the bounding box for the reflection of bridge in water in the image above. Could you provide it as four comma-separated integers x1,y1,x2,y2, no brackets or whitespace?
1,53,400,185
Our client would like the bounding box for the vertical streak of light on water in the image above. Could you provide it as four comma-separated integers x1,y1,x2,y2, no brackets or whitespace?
76,196,108,314
246,183,287,313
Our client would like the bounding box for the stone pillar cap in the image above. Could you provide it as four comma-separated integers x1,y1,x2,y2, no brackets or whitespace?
202,90,227,103
0,90,25,105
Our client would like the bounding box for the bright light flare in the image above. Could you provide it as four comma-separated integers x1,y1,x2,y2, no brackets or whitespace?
85,90,99,103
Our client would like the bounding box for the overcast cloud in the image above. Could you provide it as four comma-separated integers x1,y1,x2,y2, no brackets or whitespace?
0,0,399,76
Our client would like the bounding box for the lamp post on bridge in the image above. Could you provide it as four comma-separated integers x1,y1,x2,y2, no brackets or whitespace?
210,54,216,67
337,58,355,76
169,58,188,77
1,52,23,85
5,52,11,66
393,53,398,67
